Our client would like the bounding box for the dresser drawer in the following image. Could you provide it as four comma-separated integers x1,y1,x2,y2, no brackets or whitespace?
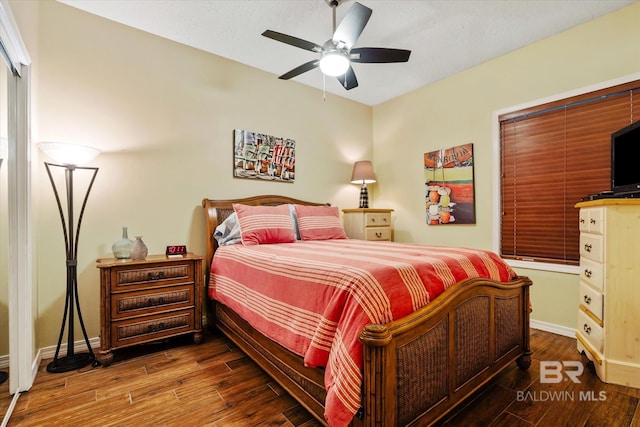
579,207,604,235
579,281,603,321
579,257,604,292
579,233,603,263
111,284,195,320
364,227,391,241
578,307,604,354
111,309,195,348
111,261,195,292
365,212,391,227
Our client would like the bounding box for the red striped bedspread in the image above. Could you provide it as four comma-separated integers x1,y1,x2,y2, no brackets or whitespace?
209,239,516,426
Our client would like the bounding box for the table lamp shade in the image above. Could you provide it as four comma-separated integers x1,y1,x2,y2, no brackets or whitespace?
350,160,376,184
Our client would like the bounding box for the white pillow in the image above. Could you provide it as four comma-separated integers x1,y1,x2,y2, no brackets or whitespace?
288,204,301,240
213,212,242,246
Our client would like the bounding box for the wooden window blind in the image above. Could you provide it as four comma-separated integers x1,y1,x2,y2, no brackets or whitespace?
500,81,640,265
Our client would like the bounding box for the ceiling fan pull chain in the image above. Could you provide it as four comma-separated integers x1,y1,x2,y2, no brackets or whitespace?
323,73,326,102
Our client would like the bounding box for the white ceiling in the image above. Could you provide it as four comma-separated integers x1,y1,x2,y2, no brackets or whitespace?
57,0,636,106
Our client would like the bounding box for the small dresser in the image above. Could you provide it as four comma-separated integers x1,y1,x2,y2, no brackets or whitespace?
575,199,640,388
342,208,393,241
96,253,203,366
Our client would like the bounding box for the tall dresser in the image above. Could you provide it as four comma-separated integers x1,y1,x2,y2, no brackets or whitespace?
575,199,640,388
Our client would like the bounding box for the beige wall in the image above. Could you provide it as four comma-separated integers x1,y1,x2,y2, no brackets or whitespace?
9,0,640,350
11,0,372,349
373,2,640,329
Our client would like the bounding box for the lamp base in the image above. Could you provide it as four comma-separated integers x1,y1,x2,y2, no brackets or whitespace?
359,183,369,208
46,352,94,373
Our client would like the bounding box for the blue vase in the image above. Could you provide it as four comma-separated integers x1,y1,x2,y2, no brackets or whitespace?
112,226,133,259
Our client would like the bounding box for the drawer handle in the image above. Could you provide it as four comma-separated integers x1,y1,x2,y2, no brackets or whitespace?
148,296,165,306
580,218,585,224
583,295,591,304
584,243,592,252
375,232,382,238
590,218,596,225
583,324,591,335
371,218,376,223
584,269,592,278
383,217,388,223
148,322,165,333
148,272,165,280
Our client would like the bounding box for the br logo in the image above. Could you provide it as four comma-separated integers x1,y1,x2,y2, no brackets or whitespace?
540,361,584,383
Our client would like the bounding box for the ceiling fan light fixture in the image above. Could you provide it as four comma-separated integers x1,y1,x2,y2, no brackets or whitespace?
319,50,349,76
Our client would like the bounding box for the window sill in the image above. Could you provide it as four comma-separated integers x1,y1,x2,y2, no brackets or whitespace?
506,259,580,275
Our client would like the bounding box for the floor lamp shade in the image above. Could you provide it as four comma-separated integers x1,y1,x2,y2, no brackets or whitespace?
39,142,100,373
350,161,376,208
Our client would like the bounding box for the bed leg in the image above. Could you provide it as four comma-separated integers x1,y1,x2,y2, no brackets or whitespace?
516,351,532,370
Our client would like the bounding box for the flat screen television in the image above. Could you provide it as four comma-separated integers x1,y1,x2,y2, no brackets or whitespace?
611,120,640,195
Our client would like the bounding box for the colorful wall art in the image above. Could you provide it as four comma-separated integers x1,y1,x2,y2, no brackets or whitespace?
424,143,476,225
233,129,295,182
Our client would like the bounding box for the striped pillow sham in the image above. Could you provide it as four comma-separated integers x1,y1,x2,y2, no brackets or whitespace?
233,204,296,245
293,205,348,241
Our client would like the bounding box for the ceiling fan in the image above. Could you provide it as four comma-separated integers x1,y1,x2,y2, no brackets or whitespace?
262,0,411,90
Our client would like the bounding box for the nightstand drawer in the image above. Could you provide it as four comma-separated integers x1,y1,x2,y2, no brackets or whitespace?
111,309,195,348
364,227,391,241
112,262,195,292
365,212,391,227
111,284,195,320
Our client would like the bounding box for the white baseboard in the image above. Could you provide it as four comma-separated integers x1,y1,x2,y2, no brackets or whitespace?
38,336,101,361
5,319,573,383
530,319,576,338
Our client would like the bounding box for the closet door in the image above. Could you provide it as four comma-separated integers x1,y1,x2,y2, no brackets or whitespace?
0,1,33,418
0,61,8,395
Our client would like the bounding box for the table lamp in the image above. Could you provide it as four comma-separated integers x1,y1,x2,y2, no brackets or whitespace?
350,160,376,208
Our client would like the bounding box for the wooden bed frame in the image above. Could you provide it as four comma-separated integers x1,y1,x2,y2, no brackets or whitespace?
202,195,532,426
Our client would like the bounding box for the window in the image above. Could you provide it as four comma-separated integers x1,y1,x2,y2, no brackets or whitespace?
499,80,640,266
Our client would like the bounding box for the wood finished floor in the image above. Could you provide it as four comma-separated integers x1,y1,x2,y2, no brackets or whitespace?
1,329,639,426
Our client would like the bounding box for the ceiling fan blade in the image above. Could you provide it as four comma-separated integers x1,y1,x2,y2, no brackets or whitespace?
278,60,320,80
351,47,411,63
332,2,372,50
336,65,358,90
262,30,322,52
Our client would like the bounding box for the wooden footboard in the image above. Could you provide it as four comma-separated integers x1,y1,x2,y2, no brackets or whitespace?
201,196,532,426
358,276,532,426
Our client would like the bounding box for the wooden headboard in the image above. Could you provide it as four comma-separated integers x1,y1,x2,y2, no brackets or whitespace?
201,195,328,278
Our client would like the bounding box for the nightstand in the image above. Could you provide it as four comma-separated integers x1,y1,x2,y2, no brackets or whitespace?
342,208,393,241
95,253,203,366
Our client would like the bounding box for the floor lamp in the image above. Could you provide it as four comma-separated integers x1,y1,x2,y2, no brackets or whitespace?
39,142,100,373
